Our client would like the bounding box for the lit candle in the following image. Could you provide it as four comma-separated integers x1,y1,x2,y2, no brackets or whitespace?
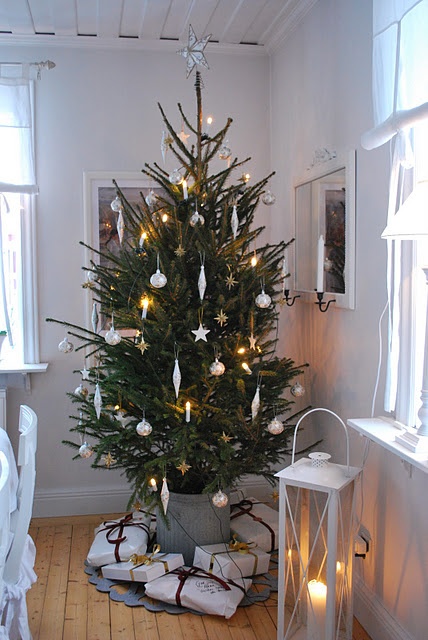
206,115,213,133
141,297,149,319
139,232,147,248
242,362,252,374
307,580,326,640
316,235,325,292
182,179,188,200
185,401,191,422
149,477,158,492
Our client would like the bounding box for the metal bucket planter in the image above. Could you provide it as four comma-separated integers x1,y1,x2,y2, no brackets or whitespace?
156,491,230,565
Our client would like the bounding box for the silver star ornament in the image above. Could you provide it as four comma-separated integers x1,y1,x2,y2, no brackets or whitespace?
178,25,211,78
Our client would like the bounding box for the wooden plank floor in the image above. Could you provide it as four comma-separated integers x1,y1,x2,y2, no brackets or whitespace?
27,513,372,640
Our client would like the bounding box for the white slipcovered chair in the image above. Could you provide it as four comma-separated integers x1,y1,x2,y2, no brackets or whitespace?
0,450,11,639
1,405,38,640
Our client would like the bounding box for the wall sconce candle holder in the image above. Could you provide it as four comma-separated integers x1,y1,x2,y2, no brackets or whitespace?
283,290,300,307
315,291,336,312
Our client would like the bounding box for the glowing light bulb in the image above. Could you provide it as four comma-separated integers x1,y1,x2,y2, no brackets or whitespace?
237,347,246,354
242,362,252,374
162,213,168,223
251,254,258,267
139,231,147,248
141,297,149,319
149,478,158,491
206,116,213,126
182,179,188,200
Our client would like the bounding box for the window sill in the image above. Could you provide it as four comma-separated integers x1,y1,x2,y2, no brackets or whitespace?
347,416,428,474
0,362,49,391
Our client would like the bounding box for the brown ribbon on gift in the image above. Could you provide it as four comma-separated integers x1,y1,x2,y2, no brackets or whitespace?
98,513,150,563
230,499,276,553
171,567,247,608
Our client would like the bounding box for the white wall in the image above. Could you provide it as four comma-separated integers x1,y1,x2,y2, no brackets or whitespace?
1,43,271,516
270,1,427,640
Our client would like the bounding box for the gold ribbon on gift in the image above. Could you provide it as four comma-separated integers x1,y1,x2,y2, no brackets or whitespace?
130,543,161,566
229,534,255,554
207,536,259,575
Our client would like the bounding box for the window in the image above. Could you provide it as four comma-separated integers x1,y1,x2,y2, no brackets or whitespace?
362,0,428,429
0,64,40,366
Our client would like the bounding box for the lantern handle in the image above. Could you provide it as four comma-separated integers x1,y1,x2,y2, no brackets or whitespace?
291,407,350,476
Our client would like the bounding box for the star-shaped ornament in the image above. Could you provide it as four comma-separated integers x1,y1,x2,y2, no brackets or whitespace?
271,490,279,503
214,309,228,327
191,323,210,342
175,244,186,257
102,452,116,469
225,272,238,289
115,409,129,427
177,460,191,475
178,125,190,145
132,500,142,511
249,334,257,350
137,338,150,354
279,297,287,307
80,366,90,380
219,431,232,443
178,24,211,78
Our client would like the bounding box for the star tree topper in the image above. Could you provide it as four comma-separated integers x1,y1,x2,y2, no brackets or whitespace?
178,25,211,78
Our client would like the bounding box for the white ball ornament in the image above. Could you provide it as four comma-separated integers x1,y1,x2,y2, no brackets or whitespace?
110,195,122,212
79,442,94,458
267,417,284,435
150,268,167,288
212,490,229,508
74,384,89,399
58,337,74,353
145,189,158,208
255,289,272,309
169,169,183,185
136,419,153,436
189,211,205,227
209,358,226,376
262,190,276,206
105,328,122,345
291,381,305,397
219,144,231,160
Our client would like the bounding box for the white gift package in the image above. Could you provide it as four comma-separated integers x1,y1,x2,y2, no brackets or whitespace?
230,497,279,552
86,513,151,567
193,542,270,579
101,552,184,583
144,567,251,618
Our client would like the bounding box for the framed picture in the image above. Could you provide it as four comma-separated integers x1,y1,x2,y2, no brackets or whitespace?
82,171,158,333
317,182,346,295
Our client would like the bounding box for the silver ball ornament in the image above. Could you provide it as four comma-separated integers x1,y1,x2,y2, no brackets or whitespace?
145,189,158,208
150,269,167,288
75,384,89,399
262,190,276,206
267,417,284,435
105,328,122,345
136,419,152,436
255,290,272,309
189,211,205,227
212,490,229,508
209,358,226,376
291,381,305,397
219,144,231,160
169,169,183,185
110,195,122,212
58,337,74,353
79,442,94,458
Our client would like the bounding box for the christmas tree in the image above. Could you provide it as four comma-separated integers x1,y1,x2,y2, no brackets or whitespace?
48,72,307,509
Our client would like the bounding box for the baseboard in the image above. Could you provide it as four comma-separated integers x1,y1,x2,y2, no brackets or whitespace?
33,486,131,517
32,476,273,518
354,575,415,640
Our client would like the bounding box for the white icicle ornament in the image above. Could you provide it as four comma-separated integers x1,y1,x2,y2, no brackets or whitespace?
231,205,239,240
92,302,99,333
161,477,170,514
172,358,181,399
251,385,260,420
117,210,125,244
198,264,206,301
94,383,102,419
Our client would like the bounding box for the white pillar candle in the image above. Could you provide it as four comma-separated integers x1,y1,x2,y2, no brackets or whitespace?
182,179,188,200
141,298,149,319
283,247,289,277
185,401,191,422
316,235,325,292
307,580,326,640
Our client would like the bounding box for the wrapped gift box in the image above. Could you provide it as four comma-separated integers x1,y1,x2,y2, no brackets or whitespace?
101,552,184,583
144,567,251,618
230,497,279,553
87,513,151,567
193,542,270,579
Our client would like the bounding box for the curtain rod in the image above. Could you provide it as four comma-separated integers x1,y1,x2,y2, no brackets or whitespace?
0,60,55,79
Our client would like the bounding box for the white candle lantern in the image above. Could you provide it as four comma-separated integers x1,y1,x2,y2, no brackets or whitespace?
276,408,362,640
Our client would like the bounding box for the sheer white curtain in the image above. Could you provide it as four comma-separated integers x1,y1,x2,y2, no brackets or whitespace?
0,64,38,352
362,0,428,425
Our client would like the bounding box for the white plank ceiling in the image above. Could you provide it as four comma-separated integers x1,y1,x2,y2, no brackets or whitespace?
0,0,318,53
